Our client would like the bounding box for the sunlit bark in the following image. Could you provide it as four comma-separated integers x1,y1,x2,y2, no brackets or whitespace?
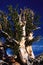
19,12,35,64
19,14,29,63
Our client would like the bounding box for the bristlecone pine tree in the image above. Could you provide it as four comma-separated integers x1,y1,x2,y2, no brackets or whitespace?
0,5,41,65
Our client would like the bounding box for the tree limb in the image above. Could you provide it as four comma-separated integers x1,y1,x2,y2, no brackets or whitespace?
0,30,19,45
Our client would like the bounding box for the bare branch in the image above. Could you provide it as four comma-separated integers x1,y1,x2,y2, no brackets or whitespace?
1,30,19,45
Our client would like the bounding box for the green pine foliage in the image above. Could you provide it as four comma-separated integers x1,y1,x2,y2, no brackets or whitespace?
0,5,40,55
8,5,23,41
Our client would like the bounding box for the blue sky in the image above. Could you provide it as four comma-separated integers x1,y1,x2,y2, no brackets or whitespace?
0,0,43,56
32,38,43,56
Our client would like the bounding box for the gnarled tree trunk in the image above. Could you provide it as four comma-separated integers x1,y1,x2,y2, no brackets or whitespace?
19,11,35,65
